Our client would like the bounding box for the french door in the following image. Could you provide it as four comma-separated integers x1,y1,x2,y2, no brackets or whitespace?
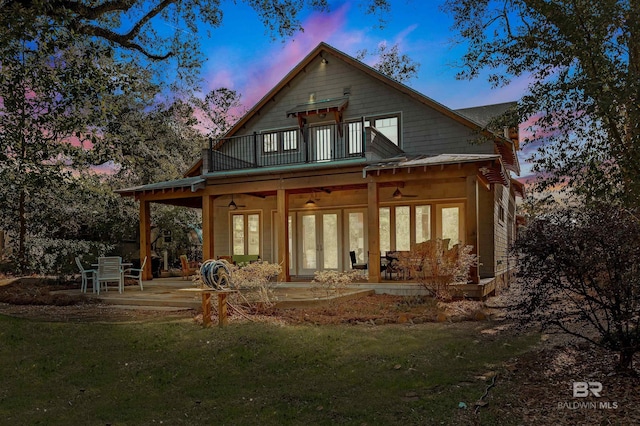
310,125,333,161
297,210,341,275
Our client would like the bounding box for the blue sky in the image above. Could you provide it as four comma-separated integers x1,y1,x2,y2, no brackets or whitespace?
197,1,529,109
192,0,532,175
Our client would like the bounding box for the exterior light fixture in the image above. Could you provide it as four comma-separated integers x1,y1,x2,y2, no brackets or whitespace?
305,198,317,207
228,195,238,210
321,58,328,65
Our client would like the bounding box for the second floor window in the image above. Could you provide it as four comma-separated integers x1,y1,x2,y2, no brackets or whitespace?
365,115,400,146
263,129,298,153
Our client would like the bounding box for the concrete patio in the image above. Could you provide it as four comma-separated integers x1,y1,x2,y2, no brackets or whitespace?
56,277,434,311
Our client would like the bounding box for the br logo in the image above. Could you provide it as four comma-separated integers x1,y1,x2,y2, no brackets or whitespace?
573,382,603,398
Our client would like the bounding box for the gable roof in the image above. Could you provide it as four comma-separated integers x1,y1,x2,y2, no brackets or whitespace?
185,42,519,177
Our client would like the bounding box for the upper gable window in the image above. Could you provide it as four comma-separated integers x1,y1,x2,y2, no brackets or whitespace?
365,114,400,146
262,128,299,153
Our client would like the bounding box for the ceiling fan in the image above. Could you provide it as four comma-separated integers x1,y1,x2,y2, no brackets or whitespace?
228,195,246,210
392,187,418,199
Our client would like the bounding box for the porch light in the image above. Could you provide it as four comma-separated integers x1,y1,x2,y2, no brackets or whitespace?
321,58,328,65
228,196,238,210
305,198,317,207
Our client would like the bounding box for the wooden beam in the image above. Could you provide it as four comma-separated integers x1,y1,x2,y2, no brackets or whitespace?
276,189,290,282
139,200,152,280
466,176,480,284
202,195,215,261
367,182,381,283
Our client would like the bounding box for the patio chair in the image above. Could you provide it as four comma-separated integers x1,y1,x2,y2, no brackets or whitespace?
75,257,96,293
349,251,367,270
180,255,197,280
123,256,146,291
97,256,124,294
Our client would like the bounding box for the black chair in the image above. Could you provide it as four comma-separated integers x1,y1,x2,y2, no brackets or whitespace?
350,251,368,270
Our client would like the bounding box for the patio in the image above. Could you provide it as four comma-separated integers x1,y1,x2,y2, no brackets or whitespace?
54,278,435,310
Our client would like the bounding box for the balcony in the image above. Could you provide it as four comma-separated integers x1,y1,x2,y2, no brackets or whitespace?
204,121,403,174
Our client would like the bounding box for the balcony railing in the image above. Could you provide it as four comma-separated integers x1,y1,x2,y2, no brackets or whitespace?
206,121,369,173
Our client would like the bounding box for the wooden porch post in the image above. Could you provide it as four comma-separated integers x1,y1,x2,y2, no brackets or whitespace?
276,189,290,282
466,175,480,284
367,181,381,283
139,200,152,280
202,195,215,261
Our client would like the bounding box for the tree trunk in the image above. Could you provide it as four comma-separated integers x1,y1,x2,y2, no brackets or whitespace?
618,349,635,371
17,188,27,274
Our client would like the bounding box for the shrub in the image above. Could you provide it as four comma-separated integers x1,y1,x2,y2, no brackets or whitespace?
398,239,477,301
312,270,360,297
25,238,114,277
510,203,640,370
228,261,281,307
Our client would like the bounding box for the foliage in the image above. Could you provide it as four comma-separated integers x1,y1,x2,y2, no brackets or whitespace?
398,239,477,301
1,0,392,87
312,269,361,297
228,261,282,307
26,238,114,277
191,88,245,140
510,202,640,370
357,42,420,83
444,0,640,206
0,15,125,272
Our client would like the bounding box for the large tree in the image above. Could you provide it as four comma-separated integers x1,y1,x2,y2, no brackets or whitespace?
444,0,640,206
357,42,421,83
0,13,125,272
1,0,391,85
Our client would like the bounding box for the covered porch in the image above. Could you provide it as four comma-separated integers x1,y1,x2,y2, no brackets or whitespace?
116,154,509,292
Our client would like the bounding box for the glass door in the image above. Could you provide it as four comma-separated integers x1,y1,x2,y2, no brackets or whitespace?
345,209,367,267
311,125,333,161
297,210,341,275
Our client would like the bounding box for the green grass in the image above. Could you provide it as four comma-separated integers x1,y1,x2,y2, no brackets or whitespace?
0,316,537,425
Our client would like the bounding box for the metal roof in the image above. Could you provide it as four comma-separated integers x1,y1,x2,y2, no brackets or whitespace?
115,176,205,196
363,153,509,186
286,96,349,117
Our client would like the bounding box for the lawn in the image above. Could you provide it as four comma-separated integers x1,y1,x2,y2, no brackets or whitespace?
0,315,537,425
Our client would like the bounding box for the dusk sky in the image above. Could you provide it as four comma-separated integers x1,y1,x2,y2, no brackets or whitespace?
192,0,533,175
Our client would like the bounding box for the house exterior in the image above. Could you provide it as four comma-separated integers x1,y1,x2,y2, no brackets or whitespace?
117,42,523,297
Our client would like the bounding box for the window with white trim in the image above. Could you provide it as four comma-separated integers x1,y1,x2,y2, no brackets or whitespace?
232,213,261,256
262,128,299,153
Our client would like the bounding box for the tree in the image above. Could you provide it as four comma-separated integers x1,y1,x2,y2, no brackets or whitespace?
511,203,640,370
1,1,392,86
444,0,640,206
0,15,122,272
191,88,245,140
357,42,420,83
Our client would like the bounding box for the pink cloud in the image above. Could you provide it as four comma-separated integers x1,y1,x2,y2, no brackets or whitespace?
218,5,352,108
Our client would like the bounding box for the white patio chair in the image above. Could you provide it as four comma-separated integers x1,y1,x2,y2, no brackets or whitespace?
75,257,96,293
97,256,124,294
124,256,146,291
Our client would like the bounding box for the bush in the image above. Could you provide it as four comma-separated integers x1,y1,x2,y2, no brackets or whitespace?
398,239,477,301
25,238,114,277
312,270,360,297
228,261,281,307
511,203,640,370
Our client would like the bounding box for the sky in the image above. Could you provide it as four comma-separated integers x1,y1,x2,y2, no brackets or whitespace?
192,0,534,175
